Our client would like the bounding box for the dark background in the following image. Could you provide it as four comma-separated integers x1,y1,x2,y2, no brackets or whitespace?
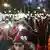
8,0,23,9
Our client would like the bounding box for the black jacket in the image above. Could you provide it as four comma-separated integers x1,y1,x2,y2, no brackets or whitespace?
0,40,13,50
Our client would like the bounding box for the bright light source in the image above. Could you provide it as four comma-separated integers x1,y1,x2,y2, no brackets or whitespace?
37,6,40,9
4,3,8,7
18,24,26,31
3,3,11,7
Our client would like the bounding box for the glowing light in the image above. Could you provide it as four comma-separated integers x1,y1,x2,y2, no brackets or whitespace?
4,3,8,6
3,3,11,7
37,6,40,9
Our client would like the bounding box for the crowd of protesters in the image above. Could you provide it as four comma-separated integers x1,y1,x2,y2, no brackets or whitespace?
0,12,49,50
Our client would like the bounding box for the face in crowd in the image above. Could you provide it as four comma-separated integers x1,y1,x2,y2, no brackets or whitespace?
13,42,24,50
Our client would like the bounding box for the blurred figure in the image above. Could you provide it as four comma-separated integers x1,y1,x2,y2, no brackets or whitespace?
8,41,24,50
0,28,8,40
8,41,34,50
13,41,24,50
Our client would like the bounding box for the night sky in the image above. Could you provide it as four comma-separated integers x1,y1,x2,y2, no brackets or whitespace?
9,0,23,9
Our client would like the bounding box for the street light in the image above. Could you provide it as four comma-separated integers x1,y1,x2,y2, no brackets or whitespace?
3,2,11,8
37,6,40,9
